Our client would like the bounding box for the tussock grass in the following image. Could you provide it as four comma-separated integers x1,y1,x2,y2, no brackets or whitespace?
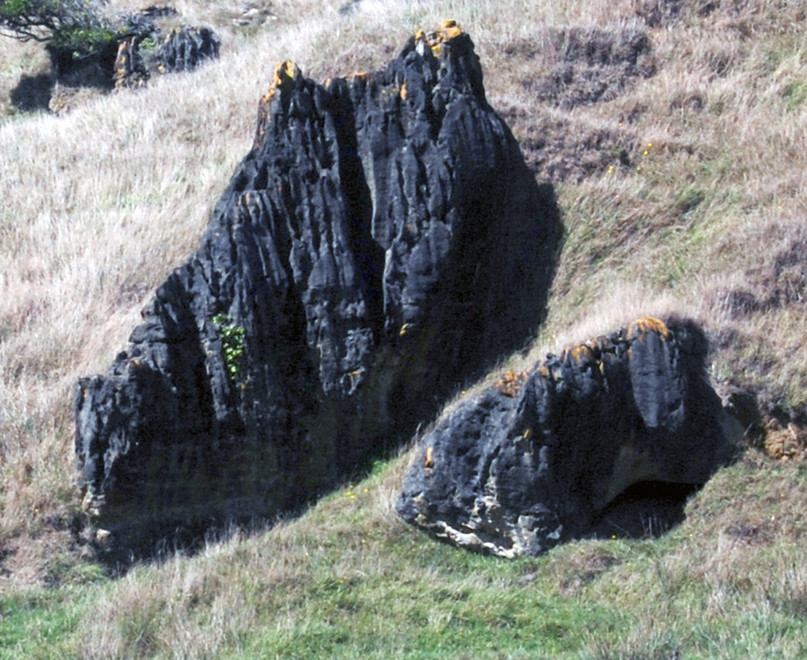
3,0,807,656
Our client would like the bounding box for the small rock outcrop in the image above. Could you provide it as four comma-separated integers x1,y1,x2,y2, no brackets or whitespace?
114,18,221,90
45,7,220,111
74,22,560,552
396,317,731,558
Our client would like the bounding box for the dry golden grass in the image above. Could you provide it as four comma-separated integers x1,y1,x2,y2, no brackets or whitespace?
2,0,807,655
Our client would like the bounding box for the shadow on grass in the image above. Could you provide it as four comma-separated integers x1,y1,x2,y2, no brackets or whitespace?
10,73,53,112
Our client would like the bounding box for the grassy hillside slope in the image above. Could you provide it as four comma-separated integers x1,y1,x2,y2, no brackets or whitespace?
2,0,807,656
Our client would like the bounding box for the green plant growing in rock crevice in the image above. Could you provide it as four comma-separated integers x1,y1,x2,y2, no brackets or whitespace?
212,313,246,381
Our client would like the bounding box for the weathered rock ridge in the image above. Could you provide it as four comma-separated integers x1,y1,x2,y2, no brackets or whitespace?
74,22,560,551
396,317,731,558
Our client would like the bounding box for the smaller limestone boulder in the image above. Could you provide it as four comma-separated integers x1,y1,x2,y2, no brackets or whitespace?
396,317,732,557
156,26,221,74
114,11,221,90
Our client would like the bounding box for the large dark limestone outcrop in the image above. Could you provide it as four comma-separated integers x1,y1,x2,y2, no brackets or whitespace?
396,317,732,558
74,22,560,551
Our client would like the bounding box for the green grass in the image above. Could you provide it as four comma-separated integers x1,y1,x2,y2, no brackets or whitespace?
2,455,807,658
0,588,91,659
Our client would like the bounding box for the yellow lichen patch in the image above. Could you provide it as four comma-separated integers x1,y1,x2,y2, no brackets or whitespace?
423,19,464,57
414,29,425,41
539,365,549,379
495,370,527,398
425,446,434,469
439,19,462,40
523,428,532,439
399,323,410,337
280,60,298,81
261,60,299,105
627,316,670,341
570,345,593,363
400,81,408,101
260,89,276,106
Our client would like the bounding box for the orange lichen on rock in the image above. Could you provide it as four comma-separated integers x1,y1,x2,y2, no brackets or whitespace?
439,19,463,39
627,316,670,341
422,19,464,57
255,61,301,148
261,60,300,105
570,344,594,364
495,370,528,398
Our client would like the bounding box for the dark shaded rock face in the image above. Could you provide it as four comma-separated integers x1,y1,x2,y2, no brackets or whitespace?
157,26,220,73
75,22,560,552
47,41,120,91
396,317,731,558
